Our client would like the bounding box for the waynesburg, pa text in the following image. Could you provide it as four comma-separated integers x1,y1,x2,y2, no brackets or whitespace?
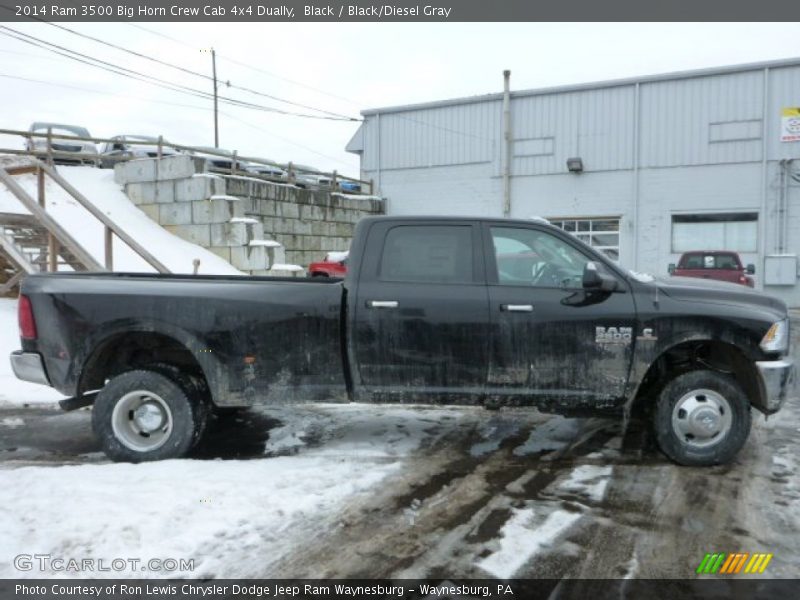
15,584,515,598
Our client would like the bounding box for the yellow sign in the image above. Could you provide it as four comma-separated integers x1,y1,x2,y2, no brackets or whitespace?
781,107,800,142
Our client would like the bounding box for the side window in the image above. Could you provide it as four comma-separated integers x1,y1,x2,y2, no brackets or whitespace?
491,227,591,289
379,225,473,284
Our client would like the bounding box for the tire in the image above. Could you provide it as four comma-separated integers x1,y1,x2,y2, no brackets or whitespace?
654,369,751,466
92,369,205,462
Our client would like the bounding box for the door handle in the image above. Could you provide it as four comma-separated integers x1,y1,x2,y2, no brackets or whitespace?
501,304,533,312
367,300,399,309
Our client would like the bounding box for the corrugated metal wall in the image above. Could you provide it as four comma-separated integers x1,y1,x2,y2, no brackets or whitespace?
352,61,800,304
358,63,800,177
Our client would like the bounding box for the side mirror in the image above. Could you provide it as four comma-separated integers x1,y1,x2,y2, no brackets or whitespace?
668,263,676,274
746,263,755,275
583,262,618,292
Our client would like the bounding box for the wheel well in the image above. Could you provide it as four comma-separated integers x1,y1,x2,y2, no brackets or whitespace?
79,332,206,397
633,340,761,412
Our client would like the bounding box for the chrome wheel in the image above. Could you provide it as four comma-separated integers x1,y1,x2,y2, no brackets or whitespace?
111,390,173,452
671,388,732,449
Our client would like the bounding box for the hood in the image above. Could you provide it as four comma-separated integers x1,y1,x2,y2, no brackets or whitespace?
654,276,786,315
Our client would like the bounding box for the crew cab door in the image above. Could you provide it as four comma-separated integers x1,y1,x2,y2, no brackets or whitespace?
484,223,636,404
353,221,489,399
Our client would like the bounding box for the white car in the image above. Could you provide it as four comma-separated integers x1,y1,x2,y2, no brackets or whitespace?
243,159,288,181
292,164,332,189
99,135,180,169
26,122,97,165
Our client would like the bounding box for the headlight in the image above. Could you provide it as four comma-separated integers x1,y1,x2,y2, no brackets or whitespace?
760,318,790,353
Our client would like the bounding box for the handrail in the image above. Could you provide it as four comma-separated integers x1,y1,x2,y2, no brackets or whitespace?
0,166,105,271
41,163,170,273
0,127,372,190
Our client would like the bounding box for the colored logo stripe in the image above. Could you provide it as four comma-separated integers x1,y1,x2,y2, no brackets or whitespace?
698,552,773,575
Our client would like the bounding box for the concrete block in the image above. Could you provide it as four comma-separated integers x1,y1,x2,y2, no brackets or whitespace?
301,236,322,252
155,155,197,181
208,246,232,262
230,246,267,271
310,221,329,236
334,222,353,237
278,202,300,219
115,159,155,185
259,199,278,216
164,224,211,247
291,221,313,235
269,269,304,278
126,181,175,204
192,198,244,224
211,222,247,247
137,203,159,221
244,221,264,241
175,175,226,202
266,246,286,267
160,202,193,226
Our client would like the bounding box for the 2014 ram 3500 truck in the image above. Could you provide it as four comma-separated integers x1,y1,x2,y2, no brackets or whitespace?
10,216,796,465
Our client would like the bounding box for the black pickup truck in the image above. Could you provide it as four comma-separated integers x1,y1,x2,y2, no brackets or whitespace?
11,216,795,465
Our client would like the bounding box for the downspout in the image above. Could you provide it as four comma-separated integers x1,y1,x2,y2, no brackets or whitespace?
376,112,382,196
759,68,770,283
631,82,640,270
502,70,512,217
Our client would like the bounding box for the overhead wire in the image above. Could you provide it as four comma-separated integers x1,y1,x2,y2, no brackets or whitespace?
0,25,358,121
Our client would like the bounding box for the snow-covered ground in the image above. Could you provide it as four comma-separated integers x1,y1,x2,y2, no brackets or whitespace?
0,403,471,579
0,162,241,275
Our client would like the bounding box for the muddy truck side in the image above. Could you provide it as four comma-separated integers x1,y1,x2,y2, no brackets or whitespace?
10,216,796,465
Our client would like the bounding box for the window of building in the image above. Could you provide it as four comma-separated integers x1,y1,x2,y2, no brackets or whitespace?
548,218,620,261
379,225,474,284
671,213,758,253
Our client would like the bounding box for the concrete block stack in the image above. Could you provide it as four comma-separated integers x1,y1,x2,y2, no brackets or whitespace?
114,155,384,276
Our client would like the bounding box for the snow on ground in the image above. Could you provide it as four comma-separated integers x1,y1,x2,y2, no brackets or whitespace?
477,508,582,578
0,299,64,407
0,164,241,275
0,404,465,579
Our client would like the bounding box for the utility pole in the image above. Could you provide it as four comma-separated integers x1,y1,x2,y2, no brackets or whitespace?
201,47,219,147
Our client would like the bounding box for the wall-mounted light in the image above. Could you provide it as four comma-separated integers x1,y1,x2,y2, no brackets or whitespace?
567,157,583,173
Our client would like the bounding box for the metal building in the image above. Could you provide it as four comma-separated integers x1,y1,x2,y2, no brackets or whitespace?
346,58,800,306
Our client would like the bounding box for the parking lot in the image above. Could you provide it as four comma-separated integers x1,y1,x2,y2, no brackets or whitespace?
0,314,798,579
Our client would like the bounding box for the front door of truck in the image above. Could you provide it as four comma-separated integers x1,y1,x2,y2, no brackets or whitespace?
353,221,489,400
484,223,636,405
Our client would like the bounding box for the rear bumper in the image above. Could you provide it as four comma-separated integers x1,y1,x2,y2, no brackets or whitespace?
9,351,51,386
755,358,796,414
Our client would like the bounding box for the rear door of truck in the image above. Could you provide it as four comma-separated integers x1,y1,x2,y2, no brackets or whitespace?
352,220,489,399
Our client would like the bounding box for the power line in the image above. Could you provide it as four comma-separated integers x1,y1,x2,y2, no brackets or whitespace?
126,23,492,141
0,71,215,112
42,21,360,121
0,26,358,122
219,110,357,169
130,23,362,108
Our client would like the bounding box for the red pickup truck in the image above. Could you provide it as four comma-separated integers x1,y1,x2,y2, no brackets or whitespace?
308,251,348,278
669,251,755,287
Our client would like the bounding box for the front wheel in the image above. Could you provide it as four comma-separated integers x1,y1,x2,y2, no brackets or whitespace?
92,370,206,462
653,370,751,466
